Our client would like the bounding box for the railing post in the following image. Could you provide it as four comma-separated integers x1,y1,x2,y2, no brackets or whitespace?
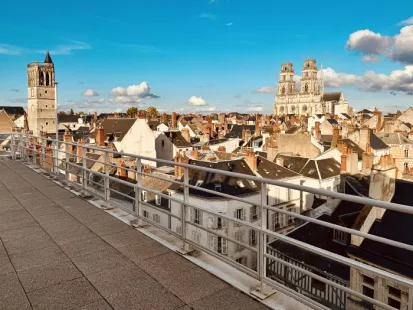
11,134,15,160
65,143,69,181
180,167,191,253
32,137,37,166
104,152,111,207
41,137,45,170
252,182,275,299
134,157,143,226
82,146,87,195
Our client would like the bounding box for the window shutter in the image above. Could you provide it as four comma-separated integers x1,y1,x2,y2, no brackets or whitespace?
222,239,227,255
208,234,213,249
190,207,194,222
213,235,218,251
213,216,218,229
242,209,246,221
207,216,213,229
249,229,252,246
199,210,203,225
257,206,261,219
222,219,227,229
249,208,253,222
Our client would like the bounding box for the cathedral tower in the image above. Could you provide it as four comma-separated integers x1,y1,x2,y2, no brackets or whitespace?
300,59,319,94
27,52,56,135
277,62,296,96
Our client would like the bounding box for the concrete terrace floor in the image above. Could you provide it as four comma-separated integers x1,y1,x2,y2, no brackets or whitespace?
0,159,272,310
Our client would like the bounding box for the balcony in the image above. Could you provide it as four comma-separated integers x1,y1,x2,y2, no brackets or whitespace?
2,133,413,310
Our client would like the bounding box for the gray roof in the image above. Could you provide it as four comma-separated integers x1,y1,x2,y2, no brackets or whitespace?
322,92,341,102
376,133,413,145
98,118,136,141
370,133,389,150
256,156,299,180
163,131,192,148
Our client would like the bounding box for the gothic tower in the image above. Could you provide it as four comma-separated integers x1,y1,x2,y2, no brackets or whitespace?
300,59,319,94
277,62,296,96
27,52,56,136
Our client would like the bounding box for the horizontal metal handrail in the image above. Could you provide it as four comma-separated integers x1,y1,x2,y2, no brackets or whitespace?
9,132,412,310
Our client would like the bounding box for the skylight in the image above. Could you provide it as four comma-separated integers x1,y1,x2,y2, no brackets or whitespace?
308,168,316,175
237,180,245,188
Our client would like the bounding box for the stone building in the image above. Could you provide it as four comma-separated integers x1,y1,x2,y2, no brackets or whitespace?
274,59,349,116
27,52,57,135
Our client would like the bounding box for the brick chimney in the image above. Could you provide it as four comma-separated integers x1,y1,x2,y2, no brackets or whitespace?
331,127,339,148
245,150,257,171
64,129,73,154
118,160,128,180
266,115,271,126
315,121,321,140
174,152,182,177
95,125,105,147
191,148,201,159
182,128,190,143
291,116,296,126
244,129,252,142
242,128,246,141
172,112,177,128
340,154,347,173
76,139,86,163
255,118,261,137
362,152,374,171
217,145,226,152
114,112,119,118
201,128,210,142
359,127,371,152
161,113,167,123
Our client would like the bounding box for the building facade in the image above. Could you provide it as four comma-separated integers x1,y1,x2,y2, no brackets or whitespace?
27,52,57,135
274,59,349,117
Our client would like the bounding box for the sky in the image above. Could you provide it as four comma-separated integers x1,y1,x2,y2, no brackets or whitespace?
1,0,413,114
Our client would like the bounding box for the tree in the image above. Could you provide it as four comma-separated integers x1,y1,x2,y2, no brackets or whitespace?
70,108,74,115
126,107,138,118
146,106,159,118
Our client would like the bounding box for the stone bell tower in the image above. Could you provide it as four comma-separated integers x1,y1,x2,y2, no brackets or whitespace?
27,51,56,135
300,59,319,95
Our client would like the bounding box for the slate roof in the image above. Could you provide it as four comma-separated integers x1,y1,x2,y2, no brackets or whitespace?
322,92,341,102
177,158,260,199
98,118,136,141
256,156,299,180
58,114,80,123
147,120,160,130
0,106,25,117
285,126,301,134
326,119,338,125
338,138,364,160
225,124,255,139
276,155,310,173
347,180,413,279
376,133,413,145
370,133,389,150
163,131,192,148
44,51,53,64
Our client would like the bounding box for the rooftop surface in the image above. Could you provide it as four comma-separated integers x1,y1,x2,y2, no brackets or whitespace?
0,160,271,310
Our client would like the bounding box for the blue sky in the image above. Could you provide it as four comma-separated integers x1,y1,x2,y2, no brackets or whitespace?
1,0,413,114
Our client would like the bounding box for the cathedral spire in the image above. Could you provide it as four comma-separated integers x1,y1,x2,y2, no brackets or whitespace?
44,51,53,64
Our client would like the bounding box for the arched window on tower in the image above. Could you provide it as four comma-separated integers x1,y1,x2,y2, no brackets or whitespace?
305,84,309,93
46,72,50,86
39,72,44,86
290,85,294,93
281,86,286,95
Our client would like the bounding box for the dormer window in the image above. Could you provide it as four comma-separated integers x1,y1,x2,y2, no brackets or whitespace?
196,180,203,187
333,229,348,245
237,180,245,188
214,183,222,192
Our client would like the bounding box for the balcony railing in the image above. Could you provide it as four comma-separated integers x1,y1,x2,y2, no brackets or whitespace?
4,132,413,310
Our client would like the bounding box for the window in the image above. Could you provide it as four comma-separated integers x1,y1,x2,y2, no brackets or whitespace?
152,214,160,223
333,229,348,244
235,256,247,265
281,86,286,95
248,180,257,188
217,237,227,254
249,229,257,246
45,122,48,126
155,195,161,206
286,206,295,226
305,84,309,92
234,208,245,226
195,180,203,187
250,205,259,221
176,226,182,234
161,140,165,147
236,180,245,188
404,162,409,170
143,210,149,218
214,183,222,192
405,149,409,158
31,88,34,97
235,231,244,251
362,275,375,299
190,208,202,225
271,212,280,230
46,105,48,108
45,90,47,94
388,286,402,310
216,213,227,229
191,230,201,243
142,191,148,202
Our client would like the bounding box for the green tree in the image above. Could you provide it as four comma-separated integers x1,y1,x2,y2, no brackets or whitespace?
127,107,138,118
146,106,159,118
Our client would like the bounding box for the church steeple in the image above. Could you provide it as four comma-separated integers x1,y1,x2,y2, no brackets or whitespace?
44,51,53,64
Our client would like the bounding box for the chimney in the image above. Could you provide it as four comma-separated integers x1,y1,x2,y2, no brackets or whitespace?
255,117,261,137
114,112,119,118
291,116,296,126
174,152,182,177
340,154,347,173
266,115,271,126
182,128,190,143
161,113,167,123
172,112,177,128
276,156,284,167
76,139,86,163
331,127,339,148
245,151,257,171
315,121,320,132
217,145,226,152
64,130,73,154
366,143,372,153
202,128,210,142
360,127,371,152
95,125,105,147
93,111,97,120
244,129,252,142
242,128,246,141
315,121,321,140
191,148,201,159
362,152,374,171
118,161,128,180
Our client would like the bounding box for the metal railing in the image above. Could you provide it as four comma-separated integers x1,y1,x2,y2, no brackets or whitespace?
6,132,413,310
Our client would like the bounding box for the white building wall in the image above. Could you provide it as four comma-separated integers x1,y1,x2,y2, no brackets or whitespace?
208,138,240,153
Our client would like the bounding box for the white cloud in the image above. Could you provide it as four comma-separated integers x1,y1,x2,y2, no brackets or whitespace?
362,55,380,63
346,29,393,55
196,107,216,112
225,22,233,26
319,67,363,88
246,106,264,112
200,13,217,20
82,89,100,97
109,82,159,104
0,44,22,55
253,86,276,93
399,16,413,26
390,26,413,64
187,96,207,106
38,41,91,55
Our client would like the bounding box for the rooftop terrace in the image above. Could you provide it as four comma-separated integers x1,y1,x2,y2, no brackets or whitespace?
0,159,274,310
